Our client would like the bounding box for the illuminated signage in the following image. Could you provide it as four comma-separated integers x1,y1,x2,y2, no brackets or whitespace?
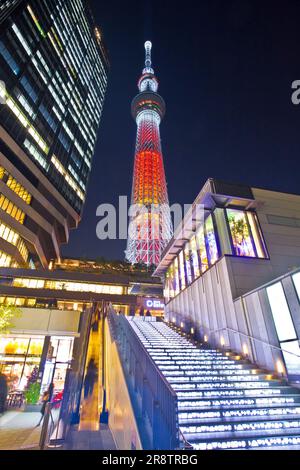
145,299,164,310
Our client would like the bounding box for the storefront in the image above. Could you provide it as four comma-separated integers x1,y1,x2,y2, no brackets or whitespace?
0,334,74,396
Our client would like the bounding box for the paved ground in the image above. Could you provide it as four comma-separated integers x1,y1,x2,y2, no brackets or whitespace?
62,424,116,450
0,411,42,450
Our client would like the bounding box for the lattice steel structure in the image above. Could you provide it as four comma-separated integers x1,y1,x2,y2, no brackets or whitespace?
126,41,173,267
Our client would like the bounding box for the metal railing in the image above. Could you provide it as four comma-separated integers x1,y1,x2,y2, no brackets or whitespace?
39,400,63,449
108,311,179,450
205,325,300,378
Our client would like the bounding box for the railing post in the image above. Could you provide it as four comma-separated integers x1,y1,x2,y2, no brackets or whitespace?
39,402,51,450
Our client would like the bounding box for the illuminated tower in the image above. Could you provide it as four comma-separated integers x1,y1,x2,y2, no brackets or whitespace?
126,41,173,267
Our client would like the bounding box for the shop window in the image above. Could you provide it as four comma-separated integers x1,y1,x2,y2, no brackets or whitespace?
247,212,268,259
226,209,256,257
196,226,209,273
190,235,200,280
184,244,193,285
205,215,219,265
179,250,186,291
174,258,180,295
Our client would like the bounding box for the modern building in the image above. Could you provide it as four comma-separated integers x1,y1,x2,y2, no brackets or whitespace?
154,178,300,379
0,0,109,269
126,41,173,267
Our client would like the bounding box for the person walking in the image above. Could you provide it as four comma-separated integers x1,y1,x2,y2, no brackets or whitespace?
145,310,152,317
36,383,54,427
0,373,8,415
84,359,97,399
139,307,145,317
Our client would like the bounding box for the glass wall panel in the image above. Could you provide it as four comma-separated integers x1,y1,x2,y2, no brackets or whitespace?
184,244,193,285
196,226,209,273
190,235,200,280
266,282,297,342
281,340,300,376
174,258,180,295
214,208,232,255
247,212,267,259
293,272,300,302
205,215,219,265
179,250,186,291
226,209,256,257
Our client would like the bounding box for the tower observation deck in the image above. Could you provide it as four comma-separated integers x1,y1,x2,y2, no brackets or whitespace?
126,41,173,267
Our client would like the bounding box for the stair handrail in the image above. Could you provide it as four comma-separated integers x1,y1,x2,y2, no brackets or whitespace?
207,325,300,360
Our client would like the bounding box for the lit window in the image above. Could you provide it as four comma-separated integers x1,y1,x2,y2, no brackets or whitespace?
266,282,297,342
190,235,200,279
196,226,209,273
227,209,256,257
205,215,219,265
0,193,26,224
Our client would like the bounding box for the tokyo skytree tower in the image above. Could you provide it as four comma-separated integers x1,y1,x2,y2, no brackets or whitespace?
126,41,173,267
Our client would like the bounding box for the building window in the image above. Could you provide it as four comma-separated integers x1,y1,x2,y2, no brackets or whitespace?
226,209,256,257
190,235,200,280
2,171,32,205
0,40,20,75
196,225,209,274
226,209,267,259
179,250,186,291
205,215,219,265
0,193,26,224
267,281,300,376
184,243,193,286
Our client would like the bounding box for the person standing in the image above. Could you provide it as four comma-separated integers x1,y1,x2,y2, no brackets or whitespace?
36,383,54,427
84,359,97,399
0,373,8,415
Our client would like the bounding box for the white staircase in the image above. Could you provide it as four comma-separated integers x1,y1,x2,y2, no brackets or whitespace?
128,318,300,450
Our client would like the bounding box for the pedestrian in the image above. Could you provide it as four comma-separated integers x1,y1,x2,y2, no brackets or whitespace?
84,359,97,398
129,307,135,317
139,307,145,317
36,383,53,427
146,310,152,317
0,373,8,415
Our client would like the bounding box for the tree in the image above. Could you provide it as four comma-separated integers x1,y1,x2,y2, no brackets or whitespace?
0,304,22,334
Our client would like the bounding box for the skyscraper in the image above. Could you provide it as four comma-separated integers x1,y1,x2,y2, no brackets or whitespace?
0,0,108,269
126,41,173,267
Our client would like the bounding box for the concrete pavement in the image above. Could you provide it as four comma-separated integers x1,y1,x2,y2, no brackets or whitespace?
0,410,42,450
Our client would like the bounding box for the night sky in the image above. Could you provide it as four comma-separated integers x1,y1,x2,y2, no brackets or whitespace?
62,0,300,261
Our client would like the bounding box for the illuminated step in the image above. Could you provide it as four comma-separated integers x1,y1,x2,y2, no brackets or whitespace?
177,381,284,399
184,434,300,450
177,395,300,410
176,387,292,399
168,374,275,383
171,379,277,389
170,370,258,378
179,405,300,423
181,420,300,441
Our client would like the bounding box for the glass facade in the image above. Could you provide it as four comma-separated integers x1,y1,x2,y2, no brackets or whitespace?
11,277,125,295
164,208,268,302
0,334,74,396
226,209,256,257
0,0,108,215
267,281,300,376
